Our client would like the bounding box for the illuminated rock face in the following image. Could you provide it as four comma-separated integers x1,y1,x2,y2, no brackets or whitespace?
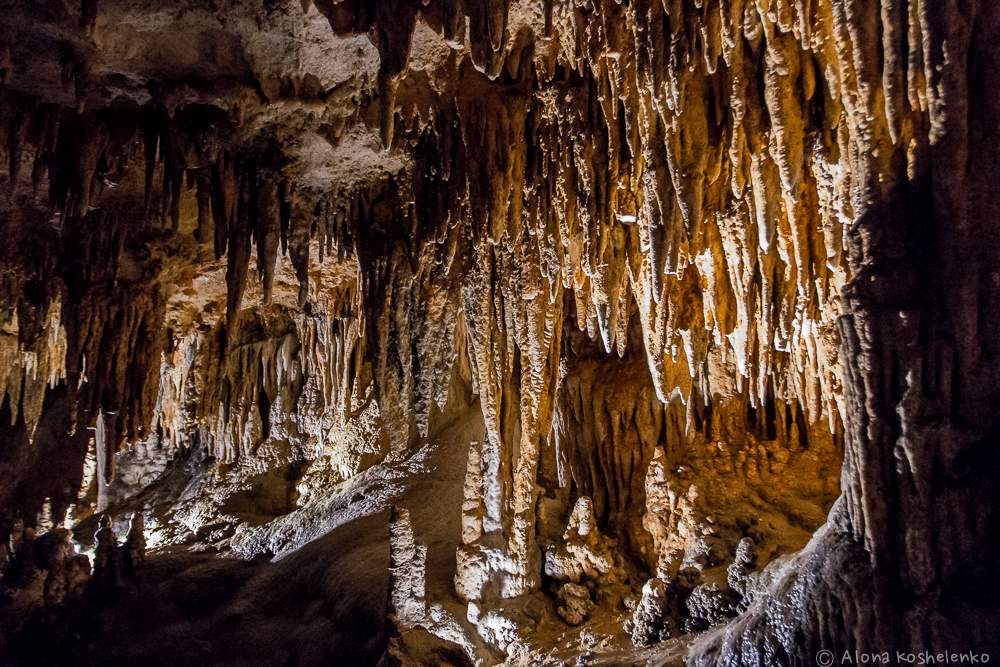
1,0,999,663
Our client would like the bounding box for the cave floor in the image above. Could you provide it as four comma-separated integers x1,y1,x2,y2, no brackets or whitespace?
10,404,699,666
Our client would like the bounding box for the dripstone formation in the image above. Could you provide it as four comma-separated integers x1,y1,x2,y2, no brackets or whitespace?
0,0,997,665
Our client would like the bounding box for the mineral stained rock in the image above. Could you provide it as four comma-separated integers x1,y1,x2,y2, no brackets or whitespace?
0,0,998,664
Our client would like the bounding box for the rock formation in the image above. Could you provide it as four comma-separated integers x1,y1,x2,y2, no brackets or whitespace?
0,0,998,664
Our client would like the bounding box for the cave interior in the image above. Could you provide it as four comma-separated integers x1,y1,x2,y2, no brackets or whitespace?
0,0,999,665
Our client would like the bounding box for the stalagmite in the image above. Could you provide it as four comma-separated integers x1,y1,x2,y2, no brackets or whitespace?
94,411,110,513
388,506,427,629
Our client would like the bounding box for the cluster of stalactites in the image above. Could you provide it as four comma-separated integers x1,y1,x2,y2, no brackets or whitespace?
565,0,851,427
307,0,891,599
361,0,856,447
0,92,376,472
134,297,366,465
0,94,323,336
0,296,68,438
